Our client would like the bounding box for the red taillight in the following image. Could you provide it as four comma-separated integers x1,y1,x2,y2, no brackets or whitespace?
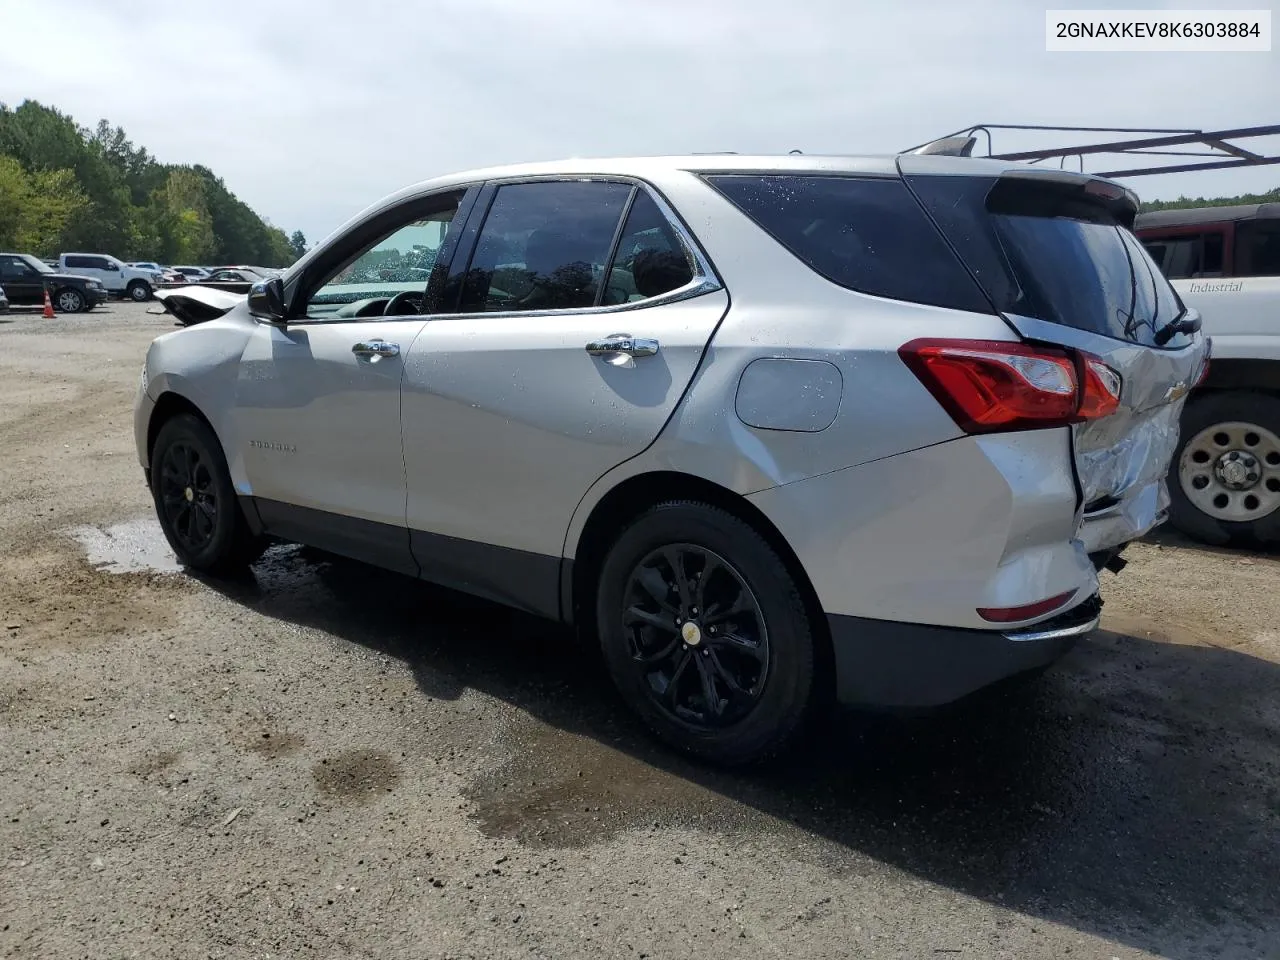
898,339,1122,434
1078,356,1122,420
977,590,1076,624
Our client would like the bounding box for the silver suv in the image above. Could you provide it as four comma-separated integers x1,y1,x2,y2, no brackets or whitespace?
135,154,1208,765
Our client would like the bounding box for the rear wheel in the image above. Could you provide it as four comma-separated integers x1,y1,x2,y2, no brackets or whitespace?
127,280,152,302
55,288,85,313
1169,391,1280,547
150,413,265,574
595,501,816,766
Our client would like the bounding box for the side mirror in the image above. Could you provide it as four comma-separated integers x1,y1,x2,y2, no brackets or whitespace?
248,277,287,323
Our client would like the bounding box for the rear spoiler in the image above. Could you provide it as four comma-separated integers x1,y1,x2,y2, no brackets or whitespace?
897,154,1140,227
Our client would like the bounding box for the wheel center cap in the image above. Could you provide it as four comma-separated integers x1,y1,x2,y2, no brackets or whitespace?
1218,457,1253,488
681,621,702,646
184,486,194,502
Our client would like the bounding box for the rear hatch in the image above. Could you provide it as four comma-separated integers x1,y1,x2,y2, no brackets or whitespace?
898,156,1210,554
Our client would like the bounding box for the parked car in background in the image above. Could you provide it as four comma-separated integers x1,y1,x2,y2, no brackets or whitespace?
58,253,160,301
131,262,186,284
1134,203,1280,547
138,154,1206,765
171,266,212,282
204,267,265,283
0,281,8,314
0,252,107,312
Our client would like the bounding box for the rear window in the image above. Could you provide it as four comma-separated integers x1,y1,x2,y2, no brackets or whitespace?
705,175,992,314
905,174,1190,349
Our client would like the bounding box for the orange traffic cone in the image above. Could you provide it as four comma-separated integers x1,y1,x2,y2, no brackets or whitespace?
42,288,56,319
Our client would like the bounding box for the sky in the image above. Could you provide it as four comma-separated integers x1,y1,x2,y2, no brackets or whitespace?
1,0,1277,245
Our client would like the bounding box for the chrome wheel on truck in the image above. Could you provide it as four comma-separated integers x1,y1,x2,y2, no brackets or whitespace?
1169,392,1280,547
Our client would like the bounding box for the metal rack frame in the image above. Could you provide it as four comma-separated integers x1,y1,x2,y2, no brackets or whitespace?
904,124,1280,178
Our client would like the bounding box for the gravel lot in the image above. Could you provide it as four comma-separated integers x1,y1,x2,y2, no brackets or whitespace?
1,301,1278,959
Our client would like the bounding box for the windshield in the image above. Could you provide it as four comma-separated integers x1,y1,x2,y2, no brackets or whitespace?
905,173,1190,349
20,255,53,275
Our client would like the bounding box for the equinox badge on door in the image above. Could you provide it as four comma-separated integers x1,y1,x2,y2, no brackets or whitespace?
249,440,296,454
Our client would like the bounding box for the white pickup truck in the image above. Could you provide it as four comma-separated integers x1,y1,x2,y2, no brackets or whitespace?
1135,202,1280,547
58,253,162,302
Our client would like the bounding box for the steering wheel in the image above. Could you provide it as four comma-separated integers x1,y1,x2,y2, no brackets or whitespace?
383,290,422,316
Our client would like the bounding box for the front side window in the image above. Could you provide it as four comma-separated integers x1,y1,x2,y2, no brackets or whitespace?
456,180,632,313
303,193,463,319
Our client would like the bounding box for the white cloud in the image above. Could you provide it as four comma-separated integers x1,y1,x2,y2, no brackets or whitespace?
1,0,1276,241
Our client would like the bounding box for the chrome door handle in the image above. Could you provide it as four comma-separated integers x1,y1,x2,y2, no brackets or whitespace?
584,334,659,359
351,339,400,361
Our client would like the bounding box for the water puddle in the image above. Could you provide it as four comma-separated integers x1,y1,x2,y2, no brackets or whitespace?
70,518,182,575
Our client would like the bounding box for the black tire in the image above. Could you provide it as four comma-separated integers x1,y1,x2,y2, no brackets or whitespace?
127,280,152,302
1167,390,1280,548
595,501,816,766
54,287,85,313
149,413,265,574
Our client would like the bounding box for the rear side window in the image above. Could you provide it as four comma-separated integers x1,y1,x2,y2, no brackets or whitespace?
65,255,95,269
458,180,632,313
1237,222,1280,277
1159,233,1224,278
705,175,992,314
601,191,695,305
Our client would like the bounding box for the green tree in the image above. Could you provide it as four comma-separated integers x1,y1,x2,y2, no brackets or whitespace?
0,155,87,253
1140,186,1280,212
289,230,307,259
0,99,296,265
150,168,215,264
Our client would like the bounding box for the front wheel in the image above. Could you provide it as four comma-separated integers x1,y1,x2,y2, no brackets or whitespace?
595,502,816,766
1168,391,1280,548
127,280,152,302
54,287,85,313
150,413,265,574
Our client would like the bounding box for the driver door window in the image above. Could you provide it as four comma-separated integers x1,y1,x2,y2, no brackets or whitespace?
303,195,463,321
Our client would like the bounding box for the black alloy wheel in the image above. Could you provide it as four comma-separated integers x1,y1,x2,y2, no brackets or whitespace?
157,439,218,554
595,501,816,766
149,413,265,574
621,544,770,728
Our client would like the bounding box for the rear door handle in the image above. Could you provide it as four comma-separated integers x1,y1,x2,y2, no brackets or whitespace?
585,334,659,360
352,339,400,362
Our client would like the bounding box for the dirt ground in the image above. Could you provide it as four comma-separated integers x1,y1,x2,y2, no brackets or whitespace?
1,301,1278,960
